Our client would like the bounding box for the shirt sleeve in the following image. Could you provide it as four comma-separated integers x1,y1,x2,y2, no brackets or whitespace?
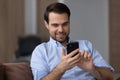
30,44,50,80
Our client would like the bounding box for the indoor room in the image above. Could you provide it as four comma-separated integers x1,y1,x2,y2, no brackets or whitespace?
0,0,120,80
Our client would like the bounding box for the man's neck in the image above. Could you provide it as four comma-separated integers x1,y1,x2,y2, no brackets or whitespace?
60,41,68,47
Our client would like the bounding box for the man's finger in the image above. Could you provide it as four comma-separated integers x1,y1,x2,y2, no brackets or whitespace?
68,49,79,57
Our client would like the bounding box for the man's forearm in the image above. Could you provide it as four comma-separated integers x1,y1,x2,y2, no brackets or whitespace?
90,66,113,80
41,66,65,80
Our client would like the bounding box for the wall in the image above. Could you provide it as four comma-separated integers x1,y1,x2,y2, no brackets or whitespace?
0,0,24,62
24,0,37,35
109,0,120,72
59,0,109,62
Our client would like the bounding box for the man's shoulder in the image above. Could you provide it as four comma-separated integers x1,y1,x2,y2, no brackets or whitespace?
72,40,93,48
36,42,48,48
72,40,92,44
35,41,52,49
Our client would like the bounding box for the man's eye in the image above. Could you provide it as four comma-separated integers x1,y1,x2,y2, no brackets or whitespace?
62,22,69,27
52,24,58,27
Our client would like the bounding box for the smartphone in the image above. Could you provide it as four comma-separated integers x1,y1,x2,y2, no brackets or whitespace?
66,42,79,54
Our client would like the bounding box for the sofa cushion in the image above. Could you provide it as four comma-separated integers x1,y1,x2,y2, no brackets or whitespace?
4,62,33,80
0,63,5,80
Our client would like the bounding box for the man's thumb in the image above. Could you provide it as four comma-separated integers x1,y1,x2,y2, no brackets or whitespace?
62,48,66,56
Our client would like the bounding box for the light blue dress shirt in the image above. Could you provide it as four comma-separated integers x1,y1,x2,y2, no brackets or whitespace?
30,37,114,80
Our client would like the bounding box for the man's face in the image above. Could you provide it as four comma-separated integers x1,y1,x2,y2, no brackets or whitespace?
45,12,70,43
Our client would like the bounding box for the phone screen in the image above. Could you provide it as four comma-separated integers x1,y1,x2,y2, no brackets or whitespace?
66,42,79,54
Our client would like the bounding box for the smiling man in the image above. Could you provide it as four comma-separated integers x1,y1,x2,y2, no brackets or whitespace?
30,2,114,80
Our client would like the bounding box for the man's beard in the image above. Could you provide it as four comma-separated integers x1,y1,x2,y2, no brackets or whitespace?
53,35,69,43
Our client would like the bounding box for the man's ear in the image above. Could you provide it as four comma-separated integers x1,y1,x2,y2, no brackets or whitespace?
44,21,49,29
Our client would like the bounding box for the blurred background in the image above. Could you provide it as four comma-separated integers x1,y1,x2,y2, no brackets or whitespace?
0,0,120,78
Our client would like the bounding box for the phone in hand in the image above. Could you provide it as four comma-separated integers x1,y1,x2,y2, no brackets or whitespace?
66,42,79,54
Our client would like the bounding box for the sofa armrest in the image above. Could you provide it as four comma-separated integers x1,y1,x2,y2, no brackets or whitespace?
4,62,33,80
0,63,5,80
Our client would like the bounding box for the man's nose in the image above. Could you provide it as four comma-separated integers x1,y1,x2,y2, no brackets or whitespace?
58,26,64,32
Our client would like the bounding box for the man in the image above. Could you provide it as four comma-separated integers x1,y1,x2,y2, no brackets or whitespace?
30,2,114,80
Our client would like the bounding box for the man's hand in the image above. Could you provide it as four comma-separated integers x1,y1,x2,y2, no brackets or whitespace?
77,50,94,72
57,48,80,73
77,50,114,80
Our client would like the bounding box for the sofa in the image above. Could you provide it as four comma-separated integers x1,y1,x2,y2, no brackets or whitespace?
0,62,33,80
